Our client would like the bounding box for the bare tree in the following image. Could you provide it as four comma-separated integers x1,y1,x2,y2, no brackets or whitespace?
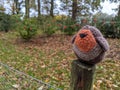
42,0,57,17
25,0,29,18
50,0,54,17
37,0,41,17
72,0,77,20
60,0,101,21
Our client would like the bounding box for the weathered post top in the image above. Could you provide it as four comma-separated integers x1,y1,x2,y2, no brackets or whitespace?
70,60,96,90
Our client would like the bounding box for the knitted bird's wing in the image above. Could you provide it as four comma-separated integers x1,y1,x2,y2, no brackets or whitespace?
95,37,109,51
82,25,103,37
71,35,76,44
84,25,109,51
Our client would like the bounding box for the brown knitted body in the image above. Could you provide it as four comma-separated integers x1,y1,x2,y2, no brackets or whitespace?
75,51,105,65
73,43,102,61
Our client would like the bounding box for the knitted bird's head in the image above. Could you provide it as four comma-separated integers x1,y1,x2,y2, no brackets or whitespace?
74,29,97,52
72,25,109,65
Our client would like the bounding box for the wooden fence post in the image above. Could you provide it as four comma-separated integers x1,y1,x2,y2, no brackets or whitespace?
70,60,96,90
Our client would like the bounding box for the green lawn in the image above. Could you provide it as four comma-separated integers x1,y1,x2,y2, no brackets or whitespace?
0,31,120,90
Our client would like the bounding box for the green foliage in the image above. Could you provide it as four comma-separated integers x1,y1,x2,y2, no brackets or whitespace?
58,17,80,35
39,16,58,36
43,23,56,36
10,14,22,30
0,13,22,32
114,16,120,38
0,13,11,32
19,19,37,41
93,16,120,38
91,13,120,38
101,22,117,38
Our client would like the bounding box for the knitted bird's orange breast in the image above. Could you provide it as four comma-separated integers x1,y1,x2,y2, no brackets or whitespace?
74,29,97,52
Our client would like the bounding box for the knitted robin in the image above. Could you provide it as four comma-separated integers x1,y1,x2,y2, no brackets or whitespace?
72,25,109,65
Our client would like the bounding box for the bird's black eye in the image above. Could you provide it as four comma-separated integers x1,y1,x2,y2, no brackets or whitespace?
79,34,87,38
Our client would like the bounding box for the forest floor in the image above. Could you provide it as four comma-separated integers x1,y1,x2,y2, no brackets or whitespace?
0,31,120,90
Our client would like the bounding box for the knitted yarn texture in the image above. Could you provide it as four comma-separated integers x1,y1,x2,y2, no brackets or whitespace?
74,29,96,52
72,25,109,65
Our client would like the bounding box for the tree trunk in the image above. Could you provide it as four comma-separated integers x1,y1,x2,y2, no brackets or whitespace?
12,6,15,14
14,0,19,14
16,0,23,14
72,0,77,21
37,0,41,17
25,0,30,18
12,1,15,15
50,0,54,17
117,5,120,16
70,60,96,90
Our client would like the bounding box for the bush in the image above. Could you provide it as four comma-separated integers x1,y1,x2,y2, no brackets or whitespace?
62,24,80,35
90,15,120,38
58,17,80,35
41,17,58,36
43,23,57,36
0,13,11,32
114,16,120,38
0,13,22,32
19,19,37,41
95,18,120,38
10,14,22,30
102,22,116,38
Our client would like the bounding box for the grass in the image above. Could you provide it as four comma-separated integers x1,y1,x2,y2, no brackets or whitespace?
0,31,120,90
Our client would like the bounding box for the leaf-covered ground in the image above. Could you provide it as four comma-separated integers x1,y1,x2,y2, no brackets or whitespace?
0,31,120,90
